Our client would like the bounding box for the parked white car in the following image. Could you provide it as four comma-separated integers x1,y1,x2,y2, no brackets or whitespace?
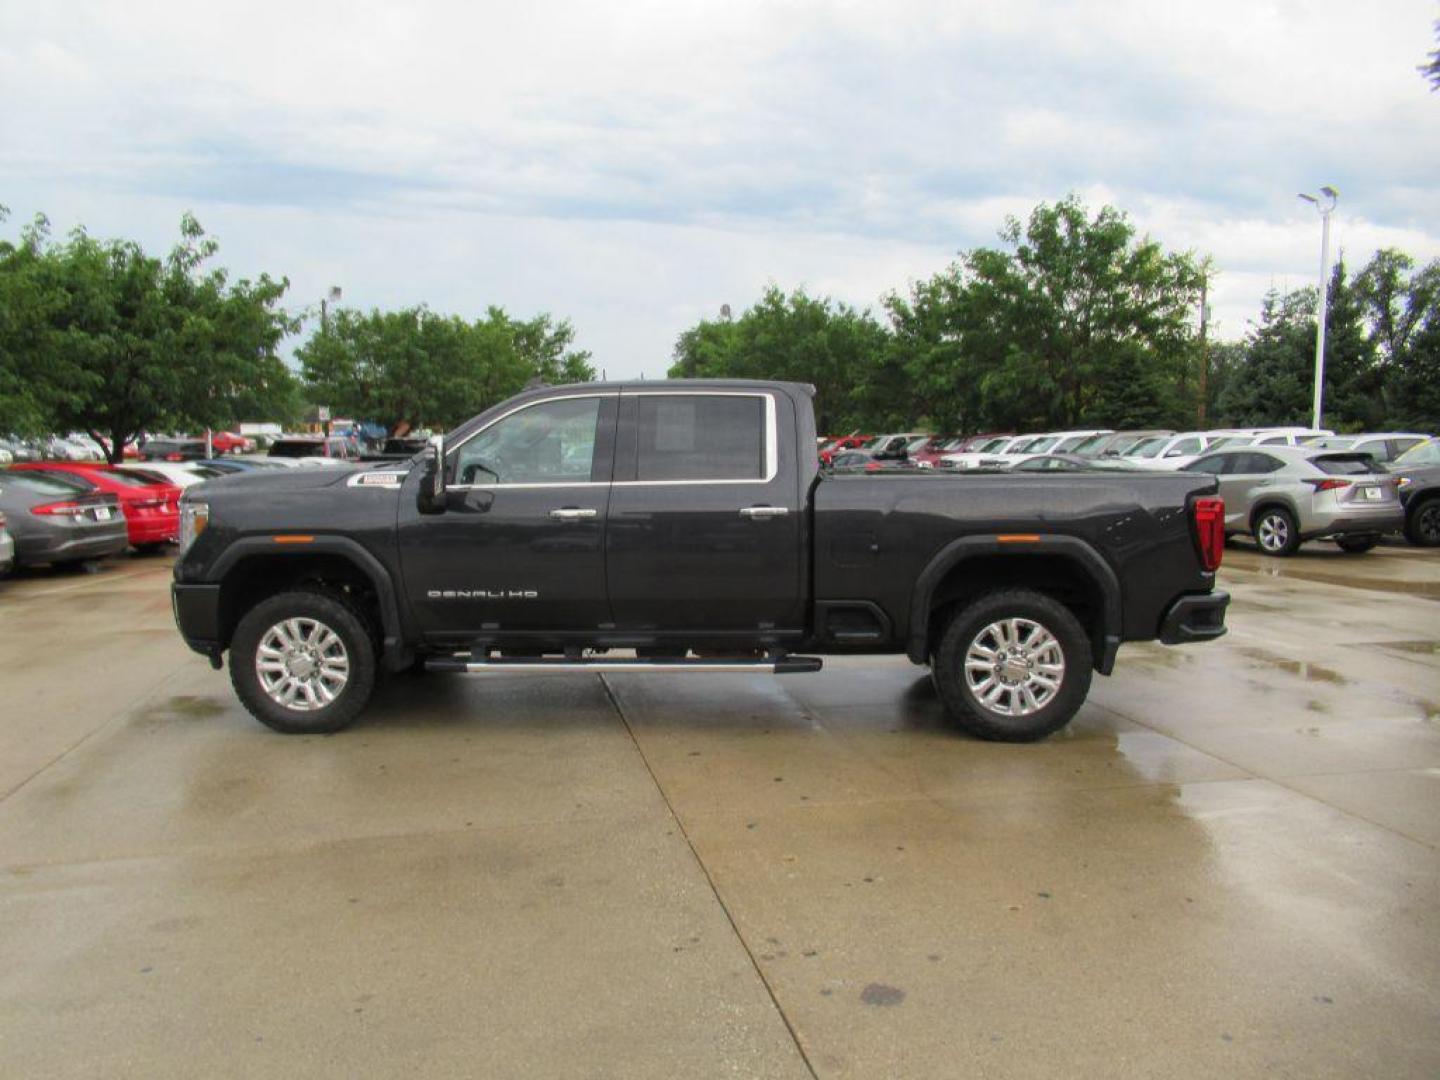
941,434,1037,469
1303,432,1430,464
117,462,225,489
1123,431,1214,470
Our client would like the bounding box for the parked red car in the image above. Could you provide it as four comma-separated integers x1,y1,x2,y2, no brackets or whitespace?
6,463,181,550
201,432,254,454
818,434,872,464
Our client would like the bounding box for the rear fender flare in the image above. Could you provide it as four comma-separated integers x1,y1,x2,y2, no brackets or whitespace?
907,535,1123,673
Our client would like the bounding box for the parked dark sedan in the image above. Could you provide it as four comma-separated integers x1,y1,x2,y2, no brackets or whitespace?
1393,436,1440,546
140,438,208,462
0,470,128,567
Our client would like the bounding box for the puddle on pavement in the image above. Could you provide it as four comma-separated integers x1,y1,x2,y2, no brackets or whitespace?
1227,562,1440,600
1366,640,1440,656
1236,646,1347,685
138,695,227,725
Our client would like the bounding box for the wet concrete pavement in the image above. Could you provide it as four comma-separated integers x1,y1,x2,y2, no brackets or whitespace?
1,544,1437,1077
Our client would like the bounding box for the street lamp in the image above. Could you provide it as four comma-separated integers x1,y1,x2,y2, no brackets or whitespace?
1297,186,1338,430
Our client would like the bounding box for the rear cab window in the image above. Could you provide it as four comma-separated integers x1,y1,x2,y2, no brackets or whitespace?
633,394,769,481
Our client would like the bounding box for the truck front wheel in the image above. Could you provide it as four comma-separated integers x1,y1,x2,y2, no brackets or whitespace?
932,589,1092,742
230,590,377,734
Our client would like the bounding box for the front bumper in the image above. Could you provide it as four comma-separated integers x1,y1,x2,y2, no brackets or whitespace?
172,583,223,657
1159,590,1230,645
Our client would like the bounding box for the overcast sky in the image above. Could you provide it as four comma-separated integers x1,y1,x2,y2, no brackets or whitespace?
3,0,1438,379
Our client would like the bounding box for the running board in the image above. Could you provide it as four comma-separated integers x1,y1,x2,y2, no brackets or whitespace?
424,656,824,675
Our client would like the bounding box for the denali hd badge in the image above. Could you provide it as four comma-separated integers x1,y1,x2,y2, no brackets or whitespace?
428,589,539,600
350,472,404,488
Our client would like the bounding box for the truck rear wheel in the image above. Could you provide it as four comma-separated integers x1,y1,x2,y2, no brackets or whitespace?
932,589,1092,742
230,589,377,734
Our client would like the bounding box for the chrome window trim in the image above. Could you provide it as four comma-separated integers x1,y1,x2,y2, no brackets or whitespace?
621,390,777,486
443,388,780,491
446,392,617,492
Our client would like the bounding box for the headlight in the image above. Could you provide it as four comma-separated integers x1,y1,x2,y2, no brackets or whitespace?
178,500,210,555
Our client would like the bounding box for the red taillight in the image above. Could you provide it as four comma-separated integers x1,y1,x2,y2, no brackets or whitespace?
166,453,184,462
31,500,84,517
1192,497,1224,572
1304,478,1351,492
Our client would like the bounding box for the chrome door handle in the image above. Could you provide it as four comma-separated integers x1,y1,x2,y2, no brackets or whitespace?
739,506,789,519
549,508,598,521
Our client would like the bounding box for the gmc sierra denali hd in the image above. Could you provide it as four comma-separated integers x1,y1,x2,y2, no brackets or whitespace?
171,380,1230,741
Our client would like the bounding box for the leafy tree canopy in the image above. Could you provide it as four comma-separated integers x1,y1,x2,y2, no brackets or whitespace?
298,306,594,433
0,209,298,460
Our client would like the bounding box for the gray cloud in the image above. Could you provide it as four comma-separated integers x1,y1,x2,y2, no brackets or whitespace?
2,0,1437,377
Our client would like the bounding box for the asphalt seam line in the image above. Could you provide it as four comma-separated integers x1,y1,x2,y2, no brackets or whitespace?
598,673,821,1080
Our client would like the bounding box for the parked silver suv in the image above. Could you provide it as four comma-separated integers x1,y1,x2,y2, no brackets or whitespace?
1182,447,1403,555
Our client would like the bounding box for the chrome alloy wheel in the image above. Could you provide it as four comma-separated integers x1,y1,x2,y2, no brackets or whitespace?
963,617,1066,717
255,617,351,711
1256,512,1290,553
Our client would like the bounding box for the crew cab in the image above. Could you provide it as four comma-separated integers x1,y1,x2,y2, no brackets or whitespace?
171,381,1230,740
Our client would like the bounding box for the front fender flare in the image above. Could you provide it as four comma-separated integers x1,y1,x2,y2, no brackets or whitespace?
209,536,406,664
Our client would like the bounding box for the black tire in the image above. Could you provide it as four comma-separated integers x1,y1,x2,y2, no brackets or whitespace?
1252,506,1301,557
1335,535,1379,554
229,589,376,734
931,589,1093,742
1405,496,1440,548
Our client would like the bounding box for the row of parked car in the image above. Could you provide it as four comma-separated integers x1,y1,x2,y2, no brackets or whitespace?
818,428,1440,556
0,456,288,575
0,431,259,465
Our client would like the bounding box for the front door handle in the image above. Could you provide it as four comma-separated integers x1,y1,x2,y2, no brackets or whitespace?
739,506,789,519
549,507,598,521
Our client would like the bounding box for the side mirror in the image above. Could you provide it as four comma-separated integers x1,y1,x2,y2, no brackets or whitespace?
418,434,447,514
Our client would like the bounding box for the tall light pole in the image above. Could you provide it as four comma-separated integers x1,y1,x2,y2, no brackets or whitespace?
1297,186,1338,430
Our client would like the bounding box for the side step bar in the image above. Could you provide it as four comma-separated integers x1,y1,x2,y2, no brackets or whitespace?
425,656,824,675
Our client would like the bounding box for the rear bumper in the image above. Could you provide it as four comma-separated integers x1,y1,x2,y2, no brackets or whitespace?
1159,590,1229,645
1301,508,1404,539
16,524,129,566
172,583,223,656
125,512,179,545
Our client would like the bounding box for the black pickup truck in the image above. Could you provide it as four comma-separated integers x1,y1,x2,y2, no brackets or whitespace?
172,380,1229,740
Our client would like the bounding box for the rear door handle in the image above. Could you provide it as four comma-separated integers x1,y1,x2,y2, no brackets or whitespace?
739,506,789,519
549,508,598,521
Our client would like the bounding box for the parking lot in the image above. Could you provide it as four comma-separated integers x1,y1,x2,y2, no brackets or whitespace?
1,544,1437,1079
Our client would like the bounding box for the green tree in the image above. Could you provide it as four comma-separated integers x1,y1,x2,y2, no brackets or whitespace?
1319,257,1381,430
299,306,593,433
0,211,298,460
1355,249,1440,430
668,287,891,433
1214,289,1315,426
888,197,1204,432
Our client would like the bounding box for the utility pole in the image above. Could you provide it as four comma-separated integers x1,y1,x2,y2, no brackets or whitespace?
1297,187,1338,430
1197,270,1210,427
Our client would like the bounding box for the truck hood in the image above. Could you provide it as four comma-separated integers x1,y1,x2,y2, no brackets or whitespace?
196,463,406,497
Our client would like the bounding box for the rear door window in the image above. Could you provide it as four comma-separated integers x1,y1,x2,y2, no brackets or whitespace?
1183,454,1232,475
1244,453,1286,474
634,394,767,482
